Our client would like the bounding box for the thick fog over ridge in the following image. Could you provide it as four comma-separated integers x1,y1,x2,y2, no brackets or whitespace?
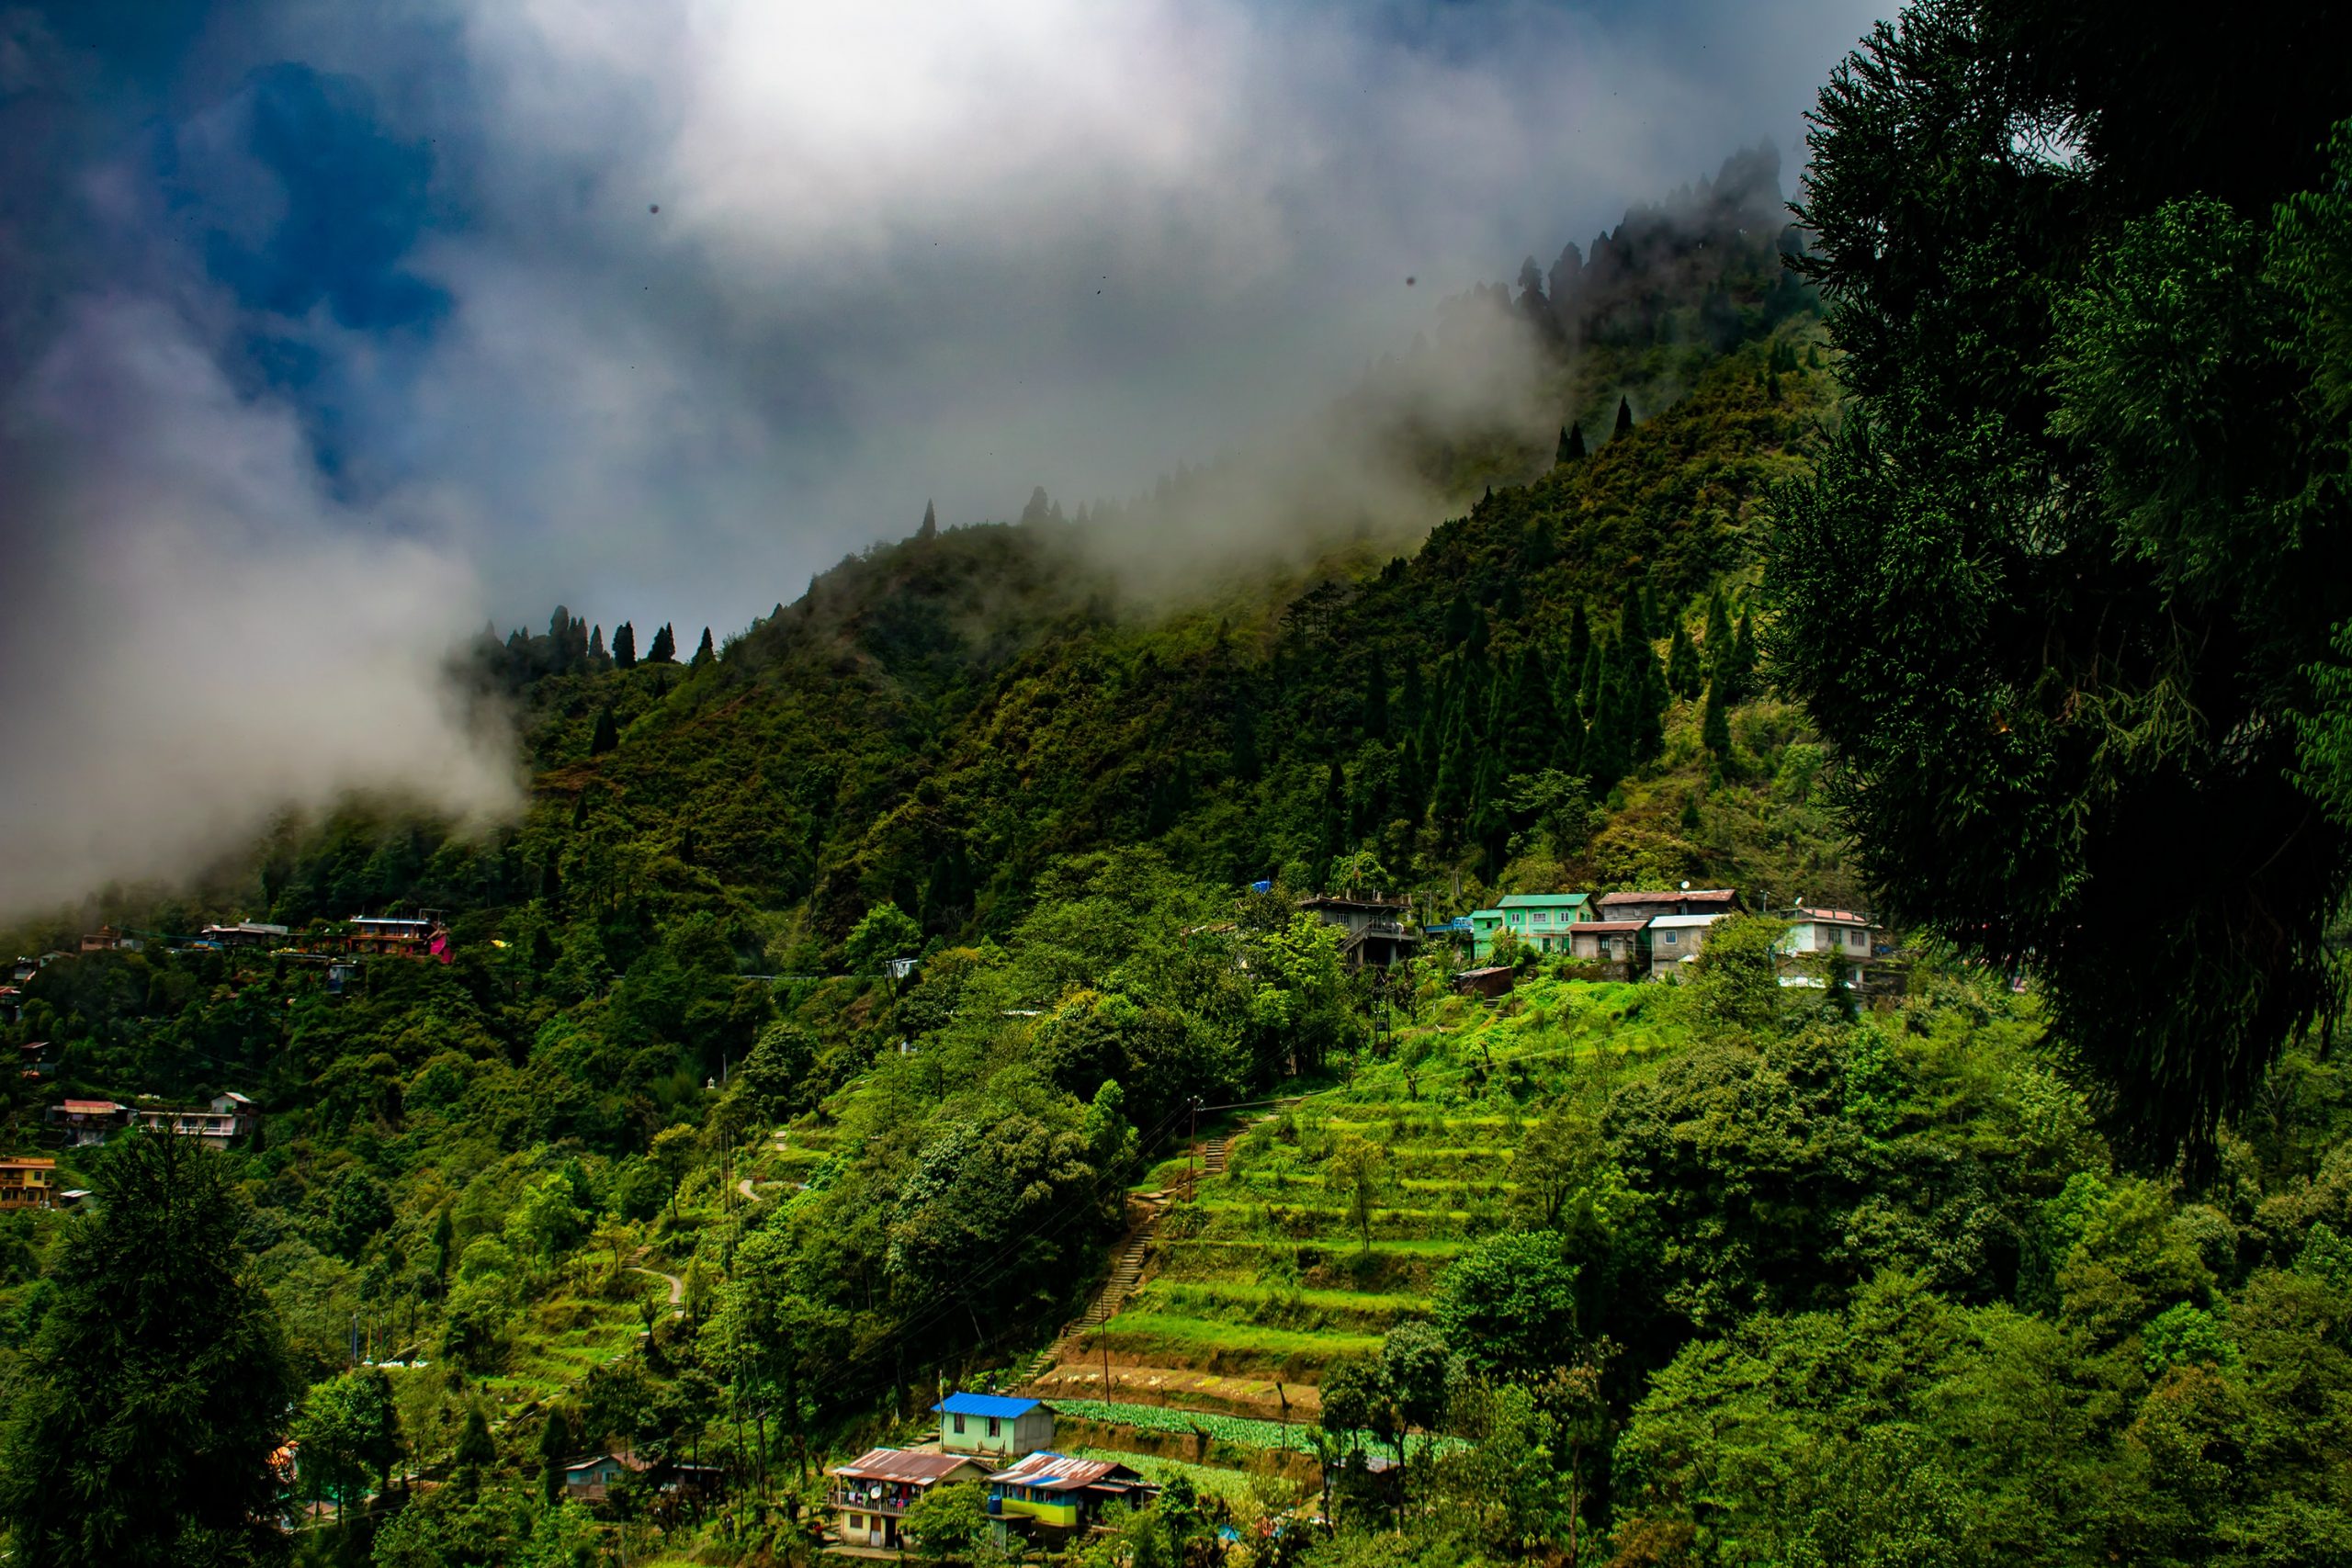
0,0,1885,916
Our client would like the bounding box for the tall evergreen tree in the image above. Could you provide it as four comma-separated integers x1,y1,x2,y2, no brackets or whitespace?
589,624,606,663
1431,716,1475,839
1731,610,1758,699
590,706,619,756
1229,688,1262,782
1667,619,1703,700
918,499,938,540
1443,590,1476,648
1398,660,1426,737
538,1407,572,1504
1613,395,1634,439
648,623,676,663
1363,654,1390,742
1702,675,1733,760
1561,421,1587,461
1703,592,1735,688
613,621,638,669
0,1134,295,1567
693,626,716,667
1317,759,1347,883
1499,645,1559,775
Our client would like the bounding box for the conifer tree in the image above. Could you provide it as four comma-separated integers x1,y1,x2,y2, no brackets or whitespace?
1731,610,1758,698
1566,601,1591,685
548,605,575,671
1704,592,1734,686
1577,637,1604,722
918,499,938,540
693,626,716,667
590,706,619,756
648,623,676,662
1317,759,1347,883
1702,675,1733,760
1613,395,1634,439
1443,590,1476,648
0,1134,295,1564
539,1408,571,1504
1500,645,1558,775
1398,660,1426,737
613,621,638,669
1561,421,1587,461
589,624,606,662
1229,690,1262,782
1363,654,1390,742
1667,619,1702,700
1431,719,1474,838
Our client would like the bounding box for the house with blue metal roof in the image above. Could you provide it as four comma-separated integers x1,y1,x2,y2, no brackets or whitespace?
933,1392,1057,1458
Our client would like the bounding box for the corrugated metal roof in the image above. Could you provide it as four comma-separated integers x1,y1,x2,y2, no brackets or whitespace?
1496,893,1588,908
831,1448,990,1484
934,1392,1043,1418
1575,919,1649,933
1649,913,1728,930
1599,887,1737,908
1792,907,1871,925
991,1451,1140,1492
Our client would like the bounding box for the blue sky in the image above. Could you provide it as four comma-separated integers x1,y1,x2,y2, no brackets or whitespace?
0,0,1888,911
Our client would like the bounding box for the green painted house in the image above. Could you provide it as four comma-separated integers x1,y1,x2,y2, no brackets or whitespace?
934,1392,1056,1459
1472,893,1591,958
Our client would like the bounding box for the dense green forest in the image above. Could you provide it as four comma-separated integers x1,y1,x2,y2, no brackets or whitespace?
7,3,2352,1565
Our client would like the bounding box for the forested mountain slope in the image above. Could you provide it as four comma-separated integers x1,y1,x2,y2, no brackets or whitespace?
40,115,2352,1568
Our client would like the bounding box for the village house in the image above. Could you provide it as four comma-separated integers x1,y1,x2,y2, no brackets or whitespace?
17,1040,55,1079
130,1093,257,1148
828,1448,993,1552
1454,964,1515,999
935,1392,1057,1459
47,1099,127,1146
197,921,289,949
1567,919,1651,976
1468,896,1593,961
1648,912,1731,978
1597,886,1742,923
1297,893,1419,968
1492,892,1591,955
345,916,438,958
79,925,137,953
47,1093,254,1148
986,1451,1157,1535
1776,907,1886,986
561,1450,720,1505
0,1157,58,1211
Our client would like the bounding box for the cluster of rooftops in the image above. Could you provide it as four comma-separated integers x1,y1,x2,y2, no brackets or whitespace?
1299,886,1888,985
827,1393,1157,1553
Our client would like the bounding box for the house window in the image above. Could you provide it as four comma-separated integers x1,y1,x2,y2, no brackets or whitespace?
953,1414,966,1434
1664,931,1679,946
987,1416,1001,1438
1533,911,1548,924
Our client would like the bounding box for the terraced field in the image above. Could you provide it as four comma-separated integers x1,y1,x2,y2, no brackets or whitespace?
1054,976,1682,1406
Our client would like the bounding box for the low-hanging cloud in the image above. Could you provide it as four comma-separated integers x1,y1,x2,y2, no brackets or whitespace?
0,294,517,916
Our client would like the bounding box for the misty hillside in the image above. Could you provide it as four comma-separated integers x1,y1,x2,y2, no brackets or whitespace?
114,145,1836,976
254,321,1837,979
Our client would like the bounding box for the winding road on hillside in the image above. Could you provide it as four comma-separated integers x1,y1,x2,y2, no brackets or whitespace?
629,1264,684,1317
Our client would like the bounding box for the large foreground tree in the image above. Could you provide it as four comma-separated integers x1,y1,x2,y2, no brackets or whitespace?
1768,0,2352,1157
0,1133,296,1566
